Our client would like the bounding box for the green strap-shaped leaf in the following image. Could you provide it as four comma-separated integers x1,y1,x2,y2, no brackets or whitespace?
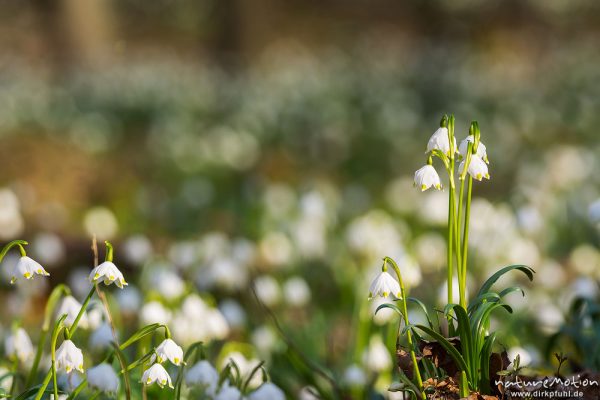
477,265,534,297
413,324,470,383
408,297,436,330
375,303,404,318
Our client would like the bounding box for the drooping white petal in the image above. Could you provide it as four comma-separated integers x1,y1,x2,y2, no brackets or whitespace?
11,256,50,284
141,363,173,389
426,127,456,156
458,135,488,163
89,261,127,289
368,271,401,300
5,328,34,363
55,340,85,374
153,338,184,366
459,155,490,181
56,296,89,329
414,165,442,191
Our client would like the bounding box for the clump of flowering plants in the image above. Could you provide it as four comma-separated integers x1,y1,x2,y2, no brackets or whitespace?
370,115,535,399
0,239,282,400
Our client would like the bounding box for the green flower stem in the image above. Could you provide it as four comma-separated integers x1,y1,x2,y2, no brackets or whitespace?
9,357,18,395
0,240,28,263
384,257,425,400
461,176,474,302
67,286,96,340
35,315,67,400
27,284,71,387
35,285,94,399
447,171,456,313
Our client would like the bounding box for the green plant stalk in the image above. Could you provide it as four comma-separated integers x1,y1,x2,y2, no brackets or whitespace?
27,284,71,387
9,357,18,395
385,257,425,400
461,176,473,307
0,240,28,263
35,286,94,399
67,286,96,340
35,315,67,400
456,176,467,309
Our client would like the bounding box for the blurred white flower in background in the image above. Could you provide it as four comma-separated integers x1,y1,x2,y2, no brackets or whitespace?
115,285,142,315
68,268,93,299
5,327,33,363
168,240,199,270
536,259,566,290
517,204,544,235
123,234,153,265
140,301,172,325
283,276,311,306
343,364,366,387
83,207,118,240
259,232,294,268
0,189,24,240
263,183,296,219
215,380,243,400
185,360,219,394
385,177,419,215
201,257,248,291
414,233,446,272
89,323,114,351
418,191,448,226
87,363,119,394
221,352,263,390
31,232,65,267
254,276,281,307
56,296,89,329
362,336,391,372
248,382,286,400
219,299,247,329
346,210,404,260
171,294,230,345
569,245,600,277
251,325,278,354
147,267,184,300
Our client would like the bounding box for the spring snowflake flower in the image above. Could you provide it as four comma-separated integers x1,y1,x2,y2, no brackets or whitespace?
87,363,119,394
215,380,243,400
153,338,184,366
249,382,286,400
10,256,50,284
459,135,488,163
185,360,219,395
89,261,127,288
426,127,456,156
368,271,401,300
141,363,173,388
459,155,490,181
414,165,442,191
56,296,89,329
5,328,34,363
55,340,84,374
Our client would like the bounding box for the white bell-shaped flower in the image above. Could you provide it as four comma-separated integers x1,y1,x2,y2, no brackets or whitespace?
5,328,34,363
458,135,488,163
185,360,219,395
141,363,173,389
89,323,114,351
152,338,184,366
426,127,456,156
459,155,490,181
87,363,119,394
89,261,127,289
11,256,50,284
56,296,89,329
368,271,401,300
414,165,442,191
55,340,84,374
249,382,286,400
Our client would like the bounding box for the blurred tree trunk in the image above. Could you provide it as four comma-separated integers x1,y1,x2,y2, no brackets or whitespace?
32,0,115,73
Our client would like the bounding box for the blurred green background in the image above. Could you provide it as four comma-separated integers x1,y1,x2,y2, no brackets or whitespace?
0,0,600,397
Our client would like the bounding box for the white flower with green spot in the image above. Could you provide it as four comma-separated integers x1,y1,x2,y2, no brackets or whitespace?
152,338,184,366
414,165,442,191
368,271,401,300
141,363,173,389
11,256,50,284
89,261,127,289
459,135,488,163
55,340,84,374
459,155,490,181
426,127,456,156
